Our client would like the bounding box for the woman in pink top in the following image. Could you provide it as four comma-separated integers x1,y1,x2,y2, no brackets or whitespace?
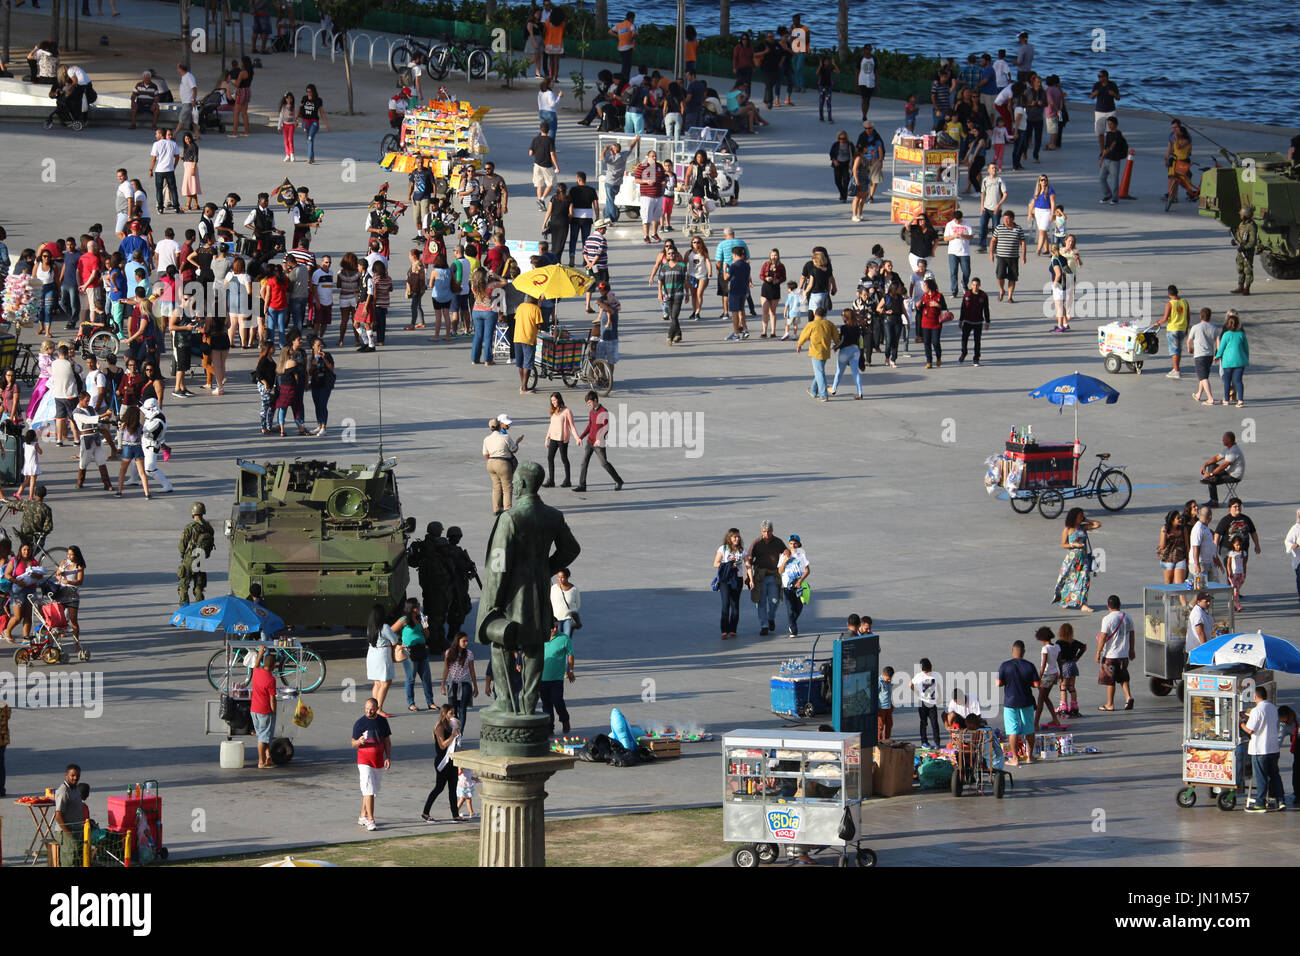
544,391,577,488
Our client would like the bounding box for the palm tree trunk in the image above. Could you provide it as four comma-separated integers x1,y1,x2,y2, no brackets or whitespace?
837,0,849,59
342,35,355,114
51,0,61,46
594,0,607,31
484,0,496,23
181,0,190,58
719,0,729,37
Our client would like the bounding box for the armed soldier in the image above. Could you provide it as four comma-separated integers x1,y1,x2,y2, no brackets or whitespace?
445,525,482,643
13,485,54,552
1231,204,1257,295
178,502,216,606
408,521,456,655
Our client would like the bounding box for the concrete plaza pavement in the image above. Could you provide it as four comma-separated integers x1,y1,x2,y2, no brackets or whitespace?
1,3,1299,864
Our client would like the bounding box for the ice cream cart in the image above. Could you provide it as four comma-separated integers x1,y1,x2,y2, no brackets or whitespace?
1142,582,1235,698
889,136,958,227
1175,664,1274,811
722,729,876,867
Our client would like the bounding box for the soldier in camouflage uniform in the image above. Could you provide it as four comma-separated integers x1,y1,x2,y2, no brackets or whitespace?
444,526,481,643
1231,204,1257,295
14,485,54,552
408,521,456,655
178,502,216,606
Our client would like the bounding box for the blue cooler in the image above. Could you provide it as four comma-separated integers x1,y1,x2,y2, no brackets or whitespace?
770,674,828,719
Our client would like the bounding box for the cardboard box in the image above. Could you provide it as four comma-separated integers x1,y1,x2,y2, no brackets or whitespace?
638,737,681,758
873,740,916,797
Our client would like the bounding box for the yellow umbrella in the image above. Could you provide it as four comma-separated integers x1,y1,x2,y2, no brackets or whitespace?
512,264,593,300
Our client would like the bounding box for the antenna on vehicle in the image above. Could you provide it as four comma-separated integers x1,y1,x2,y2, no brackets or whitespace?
376,346,385,461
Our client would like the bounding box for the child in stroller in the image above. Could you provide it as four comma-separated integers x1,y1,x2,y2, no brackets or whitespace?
197,87,231,134
44,84,86,131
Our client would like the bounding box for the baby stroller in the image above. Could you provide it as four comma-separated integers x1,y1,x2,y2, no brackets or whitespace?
44,88,86,132
684,194,716,238
197,88,229,134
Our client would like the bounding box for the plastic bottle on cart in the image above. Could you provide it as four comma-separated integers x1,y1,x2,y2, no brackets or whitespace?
1026,425,1033,444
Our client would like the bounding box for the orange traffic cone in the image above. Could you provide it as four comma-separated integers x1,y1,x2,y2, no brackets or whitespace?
1118,148,1137,200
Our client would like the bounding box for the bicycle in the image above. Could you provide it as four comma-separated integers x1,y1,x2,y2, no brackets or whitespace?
1030,451,1133,519
525,331,614,395
1164,157,1211,212
206,642,327,694
430,38,490,81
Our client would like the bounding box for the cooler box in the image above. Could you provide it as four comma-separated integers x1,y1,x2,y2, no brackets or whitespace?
1005,440,1076,489
106,794,162,854
770,674,828,719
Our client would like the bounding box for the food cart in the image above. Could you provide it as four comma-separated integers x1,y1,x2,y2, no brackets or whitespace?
1143,582,1235,697
889,133,958,226
722,729,876,867
1098,321,1159,374
1176,664,1274,811
204,636,311,767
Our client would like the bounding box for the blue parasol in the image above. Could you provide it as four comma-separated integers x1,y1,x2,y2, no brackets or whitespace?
169,595,285,638
1028,370,1120,440
1188,631,1300,674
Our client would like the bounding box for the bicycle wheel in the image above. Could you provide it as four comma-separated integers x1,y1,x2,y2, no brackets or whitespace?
467,47,490,79
428,46,452,81
1164,183,1175,212
1096,468,1132,511
206,647,251,693
279,649,326,693
390,42,413,75
89,330,119,360
379,133,399,162
589,359,614,395
525,365,539,392
561,366,579,388
1038,489,1065,519
1009,491,1037,514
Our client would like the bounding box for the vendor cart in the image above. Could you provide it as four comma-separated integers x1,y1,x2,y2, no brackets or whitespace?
1098,321,1159,374
671,127,743,208
204,636,310,767
723,729,876,867
1176,664,1274,811
1143,582,1235,698
770,633,835,721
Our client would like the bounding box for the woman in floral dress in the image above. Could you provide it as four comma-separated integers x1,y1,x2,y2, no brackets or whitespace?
1052,507,1101,612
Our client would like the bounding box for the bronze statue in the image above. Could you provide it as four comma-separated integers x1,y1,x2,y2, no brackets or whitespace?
475,462,580,754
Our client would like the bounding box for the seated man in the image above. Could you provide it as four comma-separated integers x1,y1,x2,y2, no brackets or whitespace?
130,70,160,129
1199,430,1245,505
945,688,983,729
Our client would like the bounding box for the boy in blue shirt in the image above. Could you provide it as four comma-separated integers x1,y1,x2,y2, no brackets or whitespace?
780,281,801,341
878,666,895,741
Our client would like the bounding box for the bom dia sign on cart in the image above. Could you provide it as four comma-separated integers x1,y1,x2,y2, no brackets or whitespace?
1183,746,1236,785
766,808,801,841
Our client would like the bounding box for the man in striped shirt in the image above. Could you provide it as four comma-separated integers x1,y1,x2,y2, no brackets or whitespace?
632,149,667,244
582,219,610,313
989,210,1026,303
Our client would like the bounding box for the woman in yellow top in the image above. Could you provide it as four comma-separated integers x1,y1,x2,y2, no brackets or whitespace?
1165,121,1198,203
796,308,840,401
1154,283,1190,379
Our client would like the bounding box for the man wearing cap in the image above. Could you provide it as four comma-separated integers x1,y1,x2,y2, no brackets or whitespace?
855,121,885,207
243,192,282,257
215,192,242,247
1014,32,1034,84
482,416,522,515
1231,206,1257,295
582,220,610,313
178,501,215,606
17,485,54,551
745,520,785,635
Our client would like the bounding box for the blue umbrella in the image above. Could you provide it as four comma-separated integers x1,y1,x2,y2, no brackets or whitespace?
169,595,285,638
1028,370,1120,440
1188,631,1300,675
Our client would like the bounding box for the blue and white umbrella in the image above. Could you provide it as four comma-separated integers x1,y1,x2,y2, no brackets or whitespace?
169,594,284,638
1028,370,1120,440
1188,631,1300,675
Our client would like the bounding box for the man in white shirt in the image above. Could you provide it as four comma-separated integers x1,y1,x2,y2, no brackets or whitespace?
149,128,181,215
942,210,972,297
153,227,181,273
946,688,981,727
83,354,107,413
1242,687,1284,811
1189,506,1223,583
311,256,334,337
49,344,79,447
175,62,200,140
1199,430,1245,506
113,168,135,237
1285,508,1300,609
1185,589,1215,651
856,45,876,121
993,49,1012,89
910,658,943,748
1094,594,1134,711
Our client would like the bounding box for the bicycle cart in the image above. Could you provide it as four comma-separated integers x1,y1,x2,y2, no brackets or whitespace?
1098,321,1159,374
204,636,314,767
525,329,614,395
723,729,876,867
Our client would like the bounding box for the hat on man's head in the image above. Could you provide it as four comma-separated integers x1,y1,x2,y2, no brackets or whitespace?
496,413,513,427
593,218,610,230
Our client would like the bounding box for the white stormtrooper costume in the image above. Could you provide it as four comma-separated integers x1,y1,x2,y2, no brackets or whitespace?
127,397,174,493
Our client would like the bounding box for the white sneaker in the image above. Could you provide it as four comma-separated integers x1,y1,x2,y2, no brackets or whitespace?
364,820,377,831
851,215,861,222
357,815,368,827
283,156,290,163
1165,370,1181,379
289,154,296,162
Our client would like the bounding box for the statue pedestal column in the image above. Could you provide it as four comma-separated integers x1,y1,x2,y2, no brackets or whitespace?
452,750,576,867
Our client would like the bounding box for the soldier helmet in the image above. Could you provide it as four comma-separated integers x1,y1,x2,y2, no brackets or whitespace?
446,526,463,543
192,502,207,516
426,521,444,538
1240,204,1254,217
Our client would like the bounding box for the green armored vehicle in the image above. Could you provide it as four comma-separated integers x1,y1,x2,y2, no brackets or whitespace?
1199,151,1300,280
226,458,416,632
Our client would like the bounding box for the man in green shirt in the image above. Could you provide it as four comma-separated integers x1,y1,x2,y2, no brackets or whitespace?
540,623,575,735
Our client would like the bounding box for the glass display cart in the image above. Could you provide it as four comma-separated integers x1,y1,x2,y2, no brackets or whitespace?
1143,582,1235,697
1176,664,1275,811
722,729,876,868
